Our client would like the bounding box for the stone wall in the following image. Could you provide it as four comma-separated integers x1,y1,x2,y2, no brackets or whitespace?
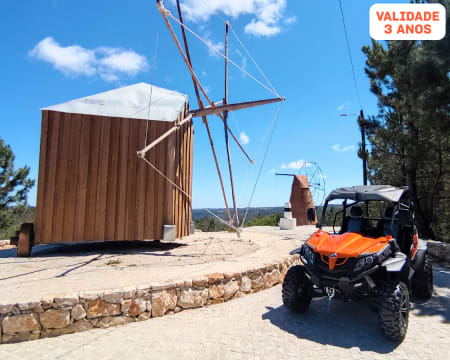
0,254,300,344
427,240,450,264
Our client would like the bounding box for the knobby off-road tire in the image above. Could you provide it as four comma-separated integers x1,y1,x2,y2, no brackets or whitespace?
282,265,312,313
412,255,433,300
378,281,409,342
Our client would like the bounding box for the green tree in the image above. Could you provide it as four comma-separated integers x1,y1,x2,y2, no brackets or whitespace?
0,136,35,235
362,0,450,240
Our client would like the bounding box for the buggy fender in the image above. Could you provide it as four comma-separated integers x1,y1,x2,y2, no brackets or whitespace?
413,241,428,274
381,252,407,272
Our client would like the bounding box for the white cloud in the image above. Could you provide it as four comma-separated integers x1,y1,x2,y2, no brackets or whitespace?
245,20,280,36
284,16,297,25
29,37,148,82
202,32,224,57
336,102,351,111
280,159,311,170
240,131,250,145
175,0,290,37
332,144,357,152
29,37,96,76
319,174,327,179
97,47,148,76
269,168,277,174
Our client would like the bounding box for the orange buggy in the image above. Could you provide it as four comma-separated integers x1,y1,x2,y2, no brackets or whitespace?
282,185,433,342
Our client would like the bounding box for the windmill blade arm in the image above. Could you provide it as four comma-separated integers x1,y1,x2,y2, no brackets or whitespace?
189,97,284,118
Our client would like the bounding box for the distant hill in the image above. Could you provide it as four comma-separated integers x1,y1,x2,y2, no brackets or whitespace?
192,207,283,221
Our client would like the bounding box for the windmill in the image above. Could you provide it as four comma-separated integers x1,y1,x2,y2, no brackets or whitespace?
276,161,326,226
138,1,285,233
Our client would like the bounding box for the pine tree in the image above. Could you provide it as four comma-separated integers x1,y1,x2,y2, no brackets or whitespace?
0,136,35,233
361,0,450,240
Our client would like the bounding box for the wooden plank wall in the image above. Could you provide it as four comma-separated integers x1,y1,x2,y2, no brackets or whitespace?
170,103,194,238
35,109,193,244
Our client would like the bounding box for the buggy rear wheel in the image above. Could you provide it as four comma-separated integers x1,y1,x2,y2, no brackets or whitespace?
412,255,433,300
282,265,312,313
378,280,409,342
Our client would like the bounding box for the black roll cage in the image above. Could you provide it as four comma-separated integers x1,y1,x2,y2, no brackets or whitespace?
318,191,413,235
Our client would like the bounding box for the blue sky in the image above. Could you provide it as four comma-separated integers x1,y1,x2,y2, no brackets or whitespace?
0,0,410,210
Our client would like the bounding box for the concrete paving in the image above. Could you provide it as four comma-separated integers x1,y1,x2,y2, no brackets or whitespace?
1,265,448,359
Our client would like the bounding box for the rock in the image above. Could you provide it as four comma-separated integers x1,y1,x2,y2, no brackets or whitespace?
280,267,289,281
122,286,136,299
40,309,70,329
136,285,151,299
248,268,262,280
428,240,450,263
121,299,146,317
18,301,40,311
45,319,93,336
146,300,152,313
183,279,193,288
2,314,41,333
173,280,184,288
0,304,14,315
70,319,93,332
137,312,151,321
152,290,177,317
79,290,102,302
2,331,40,343
224,272,241,280
207,273,224,284
33,304,45,313
103,290,123,304
263,269,281,289
233,291,245,299
54,293,79,307
152,282,175,291
71,304,87,320
224,280,239,300
208,284,225,300
40,296,54,309
174,306,182,313
192,276,208,288
87,299,121,319
251,276,264,292
177,288,208,309
12,306,20,315
96,316,133,329
240,276,252,293
206,298,224,305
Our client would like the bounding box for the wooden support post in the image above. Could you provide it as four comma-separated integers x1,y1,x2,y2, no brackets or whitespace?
224,21,239,226
189,97,283,118
174,0,233,224
137,115,192,158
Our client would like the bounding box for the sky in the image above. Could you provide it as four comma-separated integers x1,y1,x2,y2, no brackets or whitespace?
0,0,412,211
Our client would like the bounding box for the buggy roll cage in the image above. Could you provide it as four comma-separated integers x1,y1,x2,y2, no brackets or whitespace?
317,185,412,235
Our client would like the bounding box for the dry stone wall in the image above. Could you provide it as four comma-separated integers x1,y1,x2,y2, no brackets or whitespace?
0,254,300,344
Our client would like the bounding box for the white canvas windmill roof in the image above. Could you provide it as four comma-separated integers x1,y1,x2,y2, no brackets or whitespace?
43,82,188,122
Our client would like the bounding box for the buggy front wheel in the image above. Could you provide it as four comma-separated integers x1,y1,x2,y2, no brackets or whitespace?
378,280,409,342
282,265,312,313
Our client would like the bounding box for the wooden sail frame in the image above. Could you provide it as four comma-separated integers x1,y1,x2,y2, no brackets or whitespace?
151,0,284,229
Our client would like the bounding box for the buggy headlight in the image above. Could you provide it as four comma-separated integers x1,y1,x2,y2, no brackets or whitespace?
303,245,314,264
354,254,377,272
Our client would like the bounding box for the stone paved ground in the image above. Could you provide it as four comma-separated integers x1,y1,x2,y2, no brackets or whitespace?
1,265,448,359
1,226,312,303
